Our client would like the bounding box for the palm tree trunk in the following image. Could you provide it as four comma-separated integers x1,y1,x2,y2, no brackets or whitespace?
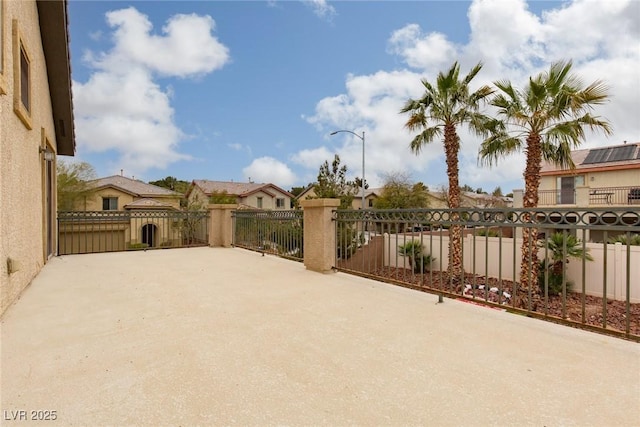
444,124,464,282
519,133,542,309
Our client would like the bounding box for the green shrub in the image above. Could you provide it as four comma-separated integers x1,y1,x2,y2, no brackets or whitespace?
476,228,499,237
398,240,436,273
538,232,592,296
128,243,150,250
608,234,640,246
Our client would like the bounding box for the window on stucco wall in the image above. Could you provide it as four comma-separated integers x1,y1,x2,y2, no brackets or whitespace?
102,197,118,211
12,19,32,129
0,0,6,94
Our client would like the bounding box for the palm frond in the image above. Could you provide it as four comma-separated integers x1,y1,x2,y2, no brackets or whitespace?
409,127,441,154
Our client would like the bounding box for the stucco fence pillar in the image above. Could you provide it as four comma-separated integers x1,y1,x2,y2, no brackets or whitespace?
208,204,238,247
300,198,340,273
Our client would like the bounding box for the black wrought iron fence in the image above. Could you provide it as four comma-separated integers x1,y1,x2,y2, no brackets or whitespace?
232,210,303,262
58,210,210,255
334,208,640,341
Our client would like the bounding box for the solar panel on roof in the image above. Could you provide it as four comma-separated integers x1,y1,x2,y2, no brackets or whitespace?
583,148,610,164
608,145,636,162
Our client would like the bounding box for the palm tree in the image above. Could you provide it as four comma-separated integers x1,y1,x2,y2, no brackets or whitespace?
401,62,493,282
479,60,611,307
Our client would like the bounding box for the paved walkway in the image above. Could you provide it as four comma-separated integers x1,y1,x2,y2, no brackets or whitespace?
1,247,638,426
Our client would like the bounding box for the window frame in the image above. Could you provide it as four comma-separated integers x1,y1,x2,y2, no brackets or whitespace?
276,198,285,208
256,196,263,209
0,0,6,94
12,19,32,129
102,197,118,211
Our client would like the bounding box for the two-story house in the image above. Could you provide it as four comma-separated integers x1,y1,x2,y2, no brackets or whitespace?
1,0,75,315
530,141,640,242
58,175,184,254
187,180,293,210
538,141,640,207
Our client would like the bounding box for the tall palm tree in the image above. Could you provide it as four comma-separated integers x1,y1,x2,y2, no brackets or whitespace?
401,62,493,282
479,60,611,307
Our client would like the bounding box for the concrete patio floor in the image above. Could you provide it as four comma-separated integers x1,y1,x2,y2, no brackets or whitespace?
1,247,638,426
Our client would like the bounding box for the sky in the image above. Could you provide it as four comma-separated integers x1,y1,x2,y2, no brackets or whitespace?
66,0,640,194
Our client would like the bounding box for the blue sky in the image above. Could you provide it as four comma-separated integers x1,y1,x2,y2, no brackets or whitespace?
67,0,640,193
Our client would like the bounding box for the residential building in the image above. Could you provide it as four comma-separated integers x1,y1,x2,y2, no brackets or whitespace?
0,0,75,315
537,141,640,207
187,180,293,210
58,176,184,254
78,175,182,212
297,185,510,209
514,141,640,242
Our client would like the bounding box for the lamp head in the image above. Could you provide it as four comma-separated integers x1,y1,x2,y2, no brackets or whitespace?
330,131,338,135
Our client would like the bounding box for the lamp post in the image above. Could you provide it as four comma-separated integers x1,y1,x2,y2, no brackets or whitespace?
330,130,365,209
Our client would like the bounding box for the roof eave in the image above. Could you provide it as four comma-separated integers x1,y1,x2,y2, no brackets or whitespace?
37,0,75,156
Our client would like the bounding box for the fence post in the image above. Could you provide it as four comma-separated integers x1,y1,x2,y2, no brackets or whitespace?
208,204,238,247
300,198,340,273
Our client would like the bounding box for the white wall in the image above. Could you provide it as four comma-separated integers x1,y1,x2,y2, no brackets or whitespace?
383,233,640,303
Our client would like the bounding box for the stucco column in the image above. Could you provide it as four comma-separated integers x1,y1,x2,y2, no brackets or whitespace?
300,198,340,273
208,204,238,247
512,189,524,239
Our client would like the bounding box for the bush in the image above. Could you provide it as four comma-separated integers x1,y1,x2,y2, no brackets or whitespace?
538,259,572,296
476,228,499,237
128,243,149,250
608,234,640,246
398,240,435,273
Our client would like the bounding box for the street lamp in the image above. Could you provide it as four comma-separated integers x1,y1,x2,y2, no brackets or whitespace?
330,130,365,209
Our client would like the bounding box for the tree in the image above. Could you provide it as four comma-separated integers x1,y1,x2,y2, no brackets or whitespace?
401,61,493,281
314,154,356,210
149,176,190,194
373,173,429,209
479,60,611,305
492,186,503,197
209,190,237,204
57,160,97,211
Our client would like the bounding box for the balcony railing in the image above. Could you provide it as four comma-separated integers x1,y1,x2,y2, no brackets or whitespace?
537,186,640,207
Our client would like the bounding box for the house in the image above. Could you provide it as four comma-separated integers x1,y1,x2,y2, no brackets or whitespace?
58,176,185,254
78,175,182,211
187,180,293,210
1,0,75,315
519,141,640,242
537,141,640,207
296,185,381,209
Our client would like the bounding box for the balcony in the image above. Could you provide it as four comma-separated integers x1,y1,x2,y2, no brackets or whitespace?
537,185,640,207
2,247,639,425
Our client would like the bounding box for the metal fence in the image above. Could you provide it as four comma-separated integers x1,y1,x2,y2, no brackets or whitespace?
58,210,210,255
334,207,640,341
232,210,304,262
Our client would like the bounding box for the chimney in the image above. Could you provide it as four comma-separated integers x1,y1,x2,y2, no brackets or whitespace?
120,169,123,176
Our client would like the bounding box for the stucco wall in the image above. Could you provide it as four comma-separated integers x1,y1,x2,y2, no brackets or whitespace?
541,168,640,191
0,0,59,315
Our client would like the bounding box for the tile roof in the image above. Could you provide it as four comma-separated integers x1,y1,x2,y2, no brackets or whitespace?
90,176,181,197
124,198,177,209
192,180,293,197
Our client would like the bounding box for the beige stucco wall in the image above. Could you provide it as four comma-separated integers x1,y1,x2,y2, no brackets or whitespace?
0,0,60,315
241,190,291,210
541,168,640,191
187,186,208,206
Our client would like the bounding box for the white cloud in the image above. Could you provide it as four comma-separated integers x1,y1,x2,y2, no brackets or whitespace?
304,0,640,192
304,0,336,20
243,157,297,188
73,7,230,177
387,24,459,72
